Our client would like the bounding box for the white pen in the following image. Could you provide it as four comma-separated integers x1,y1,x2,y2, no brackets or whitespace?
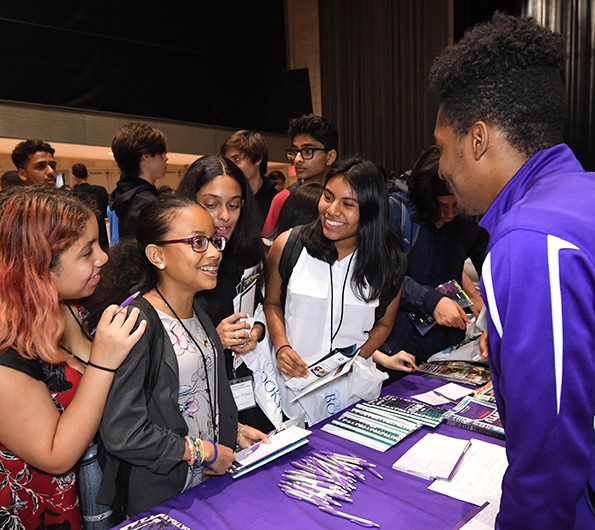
318,505,380,528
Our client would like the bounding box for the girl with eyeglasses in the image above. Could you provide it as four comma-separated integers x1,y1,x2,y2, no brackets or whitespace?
264,157,407,426
88,196,268,519
0,187,145,529
178,156,275,432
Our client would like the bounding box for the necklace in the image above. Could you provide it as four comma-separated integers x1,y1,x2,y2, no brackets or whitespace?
59,343,88,366
66,303,94,341
154,286,218,440
329,252,356,351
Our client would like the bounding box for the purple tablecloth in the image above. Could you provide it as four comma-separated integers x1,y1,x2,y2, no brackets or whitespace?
116,374,504,529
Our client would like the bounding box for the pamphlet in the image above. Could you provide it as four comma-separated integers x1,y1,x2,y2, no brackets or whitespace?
417,361,491,387
472,380,496,403
233,264,261,315
427,334,485,364
444,396,505,439
229,425,311,478
285,344,360,399
409,279,474,336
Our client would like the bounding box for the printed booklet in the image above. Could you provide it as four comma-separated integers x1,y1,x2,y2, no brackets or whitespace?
417,361,491,387
444,396,505,440
409,279,474,336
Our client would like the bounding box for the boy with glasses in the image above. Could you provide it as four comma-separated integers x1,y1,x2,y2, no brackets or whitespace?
262,114,338,236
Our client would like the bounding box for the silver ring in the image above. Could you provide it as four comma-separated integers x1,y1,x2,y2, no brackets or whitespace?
234,330,239,340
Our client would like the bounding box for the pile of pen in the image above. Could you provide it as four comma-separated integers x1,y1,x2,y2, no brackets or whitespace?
278,450,383,528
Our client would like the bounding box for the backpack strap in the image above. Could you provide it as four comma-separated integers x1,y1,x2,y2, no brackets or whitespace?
399,201,420,254
279,225,305,308
388,183,420,255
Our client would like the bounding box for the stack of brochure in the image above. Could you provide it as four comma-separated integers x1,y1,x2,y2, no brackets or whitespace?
321,395,447,452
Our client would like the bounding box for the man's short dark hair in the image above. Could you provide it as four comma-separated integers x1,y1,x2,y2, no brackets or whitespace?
288,113,339,152
111,122,167,180
220,130,269,176
72,163,88,180
11,140,55,170
429,12,565,156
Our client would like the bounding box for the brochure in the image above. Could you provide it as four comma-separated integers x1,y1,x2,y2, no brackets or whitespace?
285,344,360,396
427,333,485,364
417,361,491,387
409,279,474,336
233,264,261,315
444,396,505,439
472,380,496,403
229,425,311,478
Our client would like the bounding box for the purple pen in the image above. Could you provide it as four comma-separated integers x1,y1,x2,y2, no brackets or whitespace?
113,291,141,317
368,468,384,480
318,505,380,528
90,291,141,335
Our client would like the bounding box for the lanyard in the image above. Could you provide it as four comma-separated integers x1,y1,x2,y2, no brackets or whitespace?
155,287,218,441
329,252,355,351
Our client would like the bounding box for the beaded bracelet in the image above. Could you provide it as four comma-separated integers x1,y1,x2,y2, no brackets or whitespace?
203,440,218,467
185,436,197,467
189,436,202,464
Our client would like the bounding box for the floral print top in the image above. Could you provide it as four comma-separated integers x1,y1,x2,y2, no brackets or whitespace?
0,350,82,530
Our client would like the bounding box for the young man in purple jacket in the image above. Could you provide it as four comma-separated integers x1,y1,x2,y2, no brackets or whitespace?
430,12,594,529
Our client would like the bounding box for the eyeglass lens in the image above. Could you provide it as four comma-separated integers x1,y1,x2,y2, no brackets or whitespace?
192,236,225,252
286,148,317,161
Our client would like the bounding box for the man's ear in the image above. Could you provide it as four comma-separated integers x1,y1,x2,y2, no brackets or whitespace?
17,168,28,183
145,244,166,270
326,149,337,166
470,121,489,160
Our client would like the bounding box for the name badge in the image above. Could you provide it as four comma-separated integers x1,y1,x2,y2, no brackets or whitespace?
230,376,256,411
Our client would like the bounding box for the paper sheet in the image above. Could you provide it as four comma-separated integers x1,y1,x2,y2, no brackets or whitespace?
392,433,471,480
428,438,508,505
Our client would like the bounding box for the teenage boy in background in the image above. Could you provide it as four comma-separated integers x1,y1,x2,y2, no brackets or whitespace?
11,139,57,186
221,130,277,227
262,113,338,236
110,122,168,238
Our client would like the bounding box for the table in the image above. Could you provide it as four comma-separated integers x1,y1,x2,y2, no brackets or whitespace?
116,374,505,529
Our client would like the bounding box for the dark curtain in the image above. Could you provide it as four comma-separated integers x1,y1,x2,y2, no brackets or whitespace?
319,0,450,173
0,2,308,133
523,0,595,170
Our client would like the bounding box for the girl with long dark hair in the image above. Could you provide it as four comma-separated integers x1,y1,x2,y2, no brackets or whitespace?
264,157,407,425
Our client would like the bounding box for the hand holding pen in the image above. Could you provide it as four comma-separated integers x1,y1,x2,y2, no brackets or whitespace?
91,291,140,335
87,292,146,373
